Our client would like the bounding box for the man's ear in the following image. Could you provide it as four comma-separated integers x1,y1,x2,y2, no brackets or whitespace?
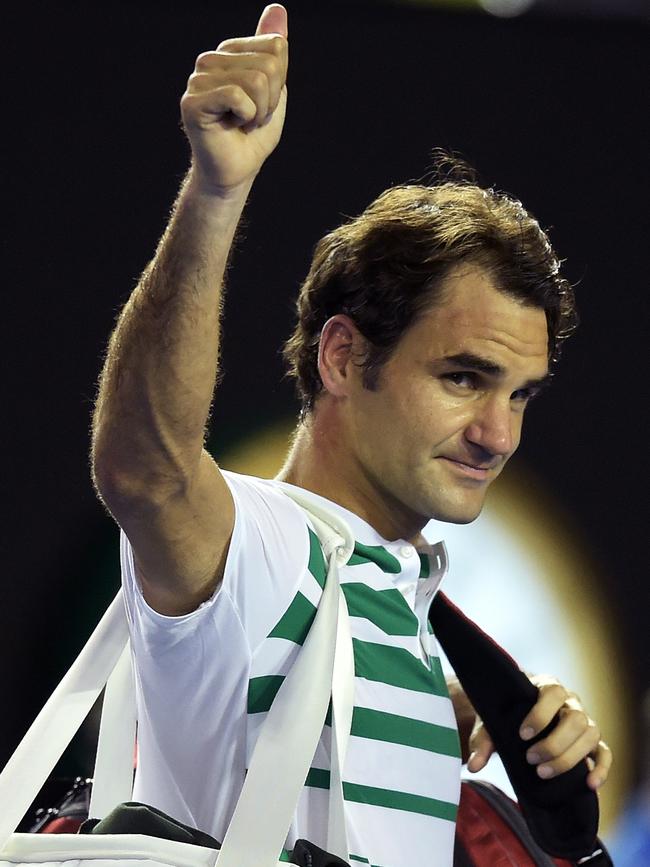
317,314,365,399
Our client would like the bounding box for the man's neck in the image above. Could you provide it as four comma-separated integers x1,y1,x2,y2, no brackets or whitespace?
276,410,428,545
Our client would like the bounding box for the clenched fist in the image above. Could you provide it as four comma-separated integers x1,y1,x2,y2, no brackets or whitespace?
181,4,289,195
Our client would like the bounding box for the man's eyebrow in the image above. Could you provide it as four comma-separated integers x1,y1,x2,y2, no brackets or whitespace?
442,352,552,391
443,352,504,377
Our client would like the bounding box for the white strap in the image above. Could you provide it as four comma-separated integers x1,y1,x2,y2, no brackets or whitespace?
278,488,356,860
327,589,354,860
89,641,137,818
217,526,345,867
0,590,130,851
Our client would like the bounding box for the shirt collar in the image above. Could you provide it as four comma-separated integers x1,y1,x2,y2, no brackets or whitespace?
273,479,449,597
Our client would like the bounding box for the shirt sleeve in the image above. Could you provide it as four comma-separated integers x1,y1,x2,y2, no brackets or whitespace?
120,470,311,655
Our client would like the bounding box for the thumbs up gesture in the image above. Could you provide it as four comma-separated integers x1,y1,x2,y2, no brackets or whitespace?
181,4,289,195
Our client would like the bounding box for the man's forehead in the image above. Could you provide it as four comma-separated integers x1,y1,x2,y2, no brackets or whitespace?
412,268,549,369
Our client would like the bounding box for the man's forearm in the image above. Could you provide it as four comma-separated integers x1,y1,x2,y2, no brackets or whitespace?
92,169,252,499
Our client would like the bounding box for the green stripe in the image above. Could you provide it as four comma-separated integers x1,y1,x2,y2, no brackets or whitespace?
348,542,401,574
351,706,460,758
247,675,284,713
342,583,418,637
305,769,457,822
279,849,291,862
249,675,333,722
418,552,430,579
268,591,317,645
353,639,449,696
305,767,330,789
308,528,327,587
345,781,457,821
349,856,370,864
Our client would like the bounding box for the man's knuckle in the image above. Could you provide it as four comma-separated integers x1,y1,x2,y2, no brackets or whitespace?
588,720,601,740
195,51,216,71
186,72,205,92
267,35,285,55
245,69,267,92
548,682,568,699
259,54,279,78
564,707,587,727
223,85,245,105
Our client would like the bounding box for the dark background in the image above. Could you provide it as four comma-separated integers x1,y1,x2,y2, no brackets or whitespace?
2,0,647,805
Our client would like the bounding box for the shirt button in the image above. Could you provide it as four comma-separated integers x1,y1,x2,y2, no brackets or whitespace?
400,545,414,558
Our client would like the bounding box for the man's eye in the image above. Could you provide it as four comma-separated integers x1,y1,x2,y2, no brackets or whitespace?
511,388,538,402
445,372,477,389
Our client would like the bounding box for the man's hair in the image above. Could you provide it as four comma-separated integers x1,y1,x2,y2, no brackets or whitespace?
282,164,577,415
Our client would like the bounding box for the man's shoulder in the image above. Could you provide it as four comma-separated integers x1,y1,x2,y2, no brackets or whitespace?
220,469,315,541
221,468,293,507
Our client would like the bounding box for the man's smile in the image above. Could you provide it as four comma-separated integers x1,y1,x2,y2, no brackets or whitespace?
437,455,498,481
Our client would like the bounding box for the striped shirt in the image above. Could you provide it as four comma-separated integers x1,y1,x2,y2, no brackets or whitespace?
121,471,461,867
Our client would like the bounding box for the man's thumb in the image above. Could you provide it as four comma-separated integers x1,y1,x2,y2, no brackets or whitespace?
256,4,288,38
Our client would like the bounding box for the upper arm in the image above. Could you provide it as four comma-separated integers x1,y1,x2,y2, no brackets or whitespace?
112,448,235,615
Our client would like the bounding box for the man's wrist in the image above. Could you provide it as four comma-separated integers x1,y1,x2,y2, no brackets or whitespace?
185,163,256,205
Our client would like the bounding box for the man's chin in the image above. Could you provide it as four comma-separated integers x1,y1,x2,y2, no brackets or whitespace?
426,495,485,525
434,510,481,526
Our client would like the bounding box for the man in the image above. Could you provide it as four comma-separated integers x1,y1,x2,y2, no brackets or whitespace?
91,4,611,865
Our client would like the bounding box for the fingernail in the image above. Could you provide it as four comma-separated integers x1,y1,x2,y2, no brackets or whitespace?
538,765,554,779
527,751,540,765
520,726,535,740
467,751,478,769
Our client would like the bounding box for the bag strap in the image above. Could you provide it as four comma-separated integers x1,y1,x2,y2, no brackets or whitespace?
89,640,137,818
218,497,354,867
0,590,129,851
273,488,356,862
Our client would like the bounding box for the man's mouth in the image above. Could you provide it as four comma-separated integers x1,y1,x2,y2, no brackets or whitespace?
438,456,496,481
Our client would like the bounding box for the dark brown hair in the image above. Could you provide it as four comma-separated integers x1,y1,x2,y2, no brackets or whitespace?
283,167,577,415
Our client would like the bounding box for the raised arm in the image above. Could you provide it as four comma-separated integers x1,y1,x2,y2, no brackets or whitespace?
91,4,289,615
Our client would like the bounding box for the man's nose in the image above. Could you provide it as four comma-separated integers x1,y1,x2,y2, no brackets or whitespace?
464,398,517,458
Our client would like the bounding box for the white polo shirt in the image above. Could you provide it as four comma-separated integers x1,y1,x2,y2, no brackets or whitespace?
121,470,461,867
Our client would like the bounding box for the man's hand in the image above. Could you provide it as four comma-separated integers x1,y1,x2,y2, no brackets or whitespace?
181,4,289,195
452,675,612,791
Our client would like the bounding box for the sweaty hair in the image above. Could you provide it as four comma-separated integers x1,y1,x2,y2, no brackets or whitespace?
282,161,577,415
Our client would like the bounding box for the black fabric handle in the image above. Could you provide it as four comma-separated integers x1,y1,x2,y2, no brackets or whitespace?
80,801,221,849
430,592,604,862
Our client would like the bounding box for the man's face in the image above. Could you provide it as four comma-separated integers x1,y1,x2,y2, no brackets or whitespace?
343,263,550,526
